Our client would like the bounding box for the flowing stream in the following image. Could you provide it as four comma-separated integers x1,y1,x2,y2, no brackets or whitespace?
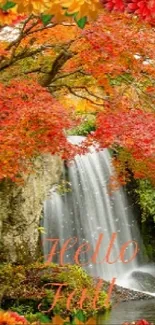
42,136,155,294
98,299,155,323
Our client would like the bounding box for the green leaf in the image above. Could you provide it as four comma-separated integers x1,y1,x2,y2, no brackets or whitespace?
41,14,53,26
75,310,86,322
38,227,46,234
71,320,77,325
2,1,16,11
36,313,50,323
76,16,87,29
65,10,87,28
65,11,78,18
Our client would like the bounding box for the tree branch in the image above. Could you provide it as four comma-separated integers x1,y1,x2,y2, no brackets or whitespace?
51,69,90,83
39,50,73,87
0,44,57,72
49,84,105,106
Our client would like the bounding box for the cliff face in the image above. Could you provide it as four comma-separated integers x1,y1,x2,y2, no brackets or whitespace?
0,155,63,264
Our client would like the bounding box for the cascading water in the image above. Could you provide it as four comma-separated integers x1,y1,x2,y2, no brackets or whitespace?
42,136,154,293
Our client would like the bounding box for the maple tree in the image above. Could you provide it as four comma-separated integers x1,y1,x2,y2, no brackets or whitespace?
75,11,155,184
0,2,154,183
0,0,155,27
0,5,155,325
87,108,155,183
0,0,102,27
0,18,86,181
0,80,78,181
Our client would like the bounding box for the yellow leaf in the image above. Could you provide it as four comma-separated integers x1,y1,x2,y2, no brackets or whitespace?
74,318,84,325
52,315,68,325
86,317,97,325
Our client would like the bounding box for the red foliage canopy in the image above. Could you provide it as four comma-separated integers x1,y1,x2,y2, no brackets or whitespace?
101,0,155,24
70,11,155,183
0,80,76,181
88,108,155,183
0,9,155,183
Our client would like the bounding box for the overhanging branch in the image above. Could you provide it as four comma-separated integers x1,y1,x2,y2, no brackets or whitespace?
49,84,105,107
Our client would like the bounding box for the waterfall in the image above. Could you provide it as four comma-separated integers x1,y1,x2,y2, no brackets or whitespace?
42,136,147,286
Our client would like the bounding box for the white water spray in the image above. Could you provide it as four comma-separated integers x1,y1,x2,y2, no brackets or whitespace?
42,136,154,293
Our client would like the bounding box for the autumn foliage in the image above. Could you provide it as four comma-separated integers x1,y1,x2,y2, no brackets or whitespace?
0,1,155,184
0,80,76,181
0,0,102,26
123,320,154,325
101,0,155,24
0,310,28,324
80,12,155,85
0,310,153,325
74,12,155,183
88,108,155,183
0,0,155,27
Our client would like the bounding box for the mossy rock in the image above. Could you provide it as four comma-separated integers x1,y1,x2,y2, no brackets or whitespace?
0,263,108,320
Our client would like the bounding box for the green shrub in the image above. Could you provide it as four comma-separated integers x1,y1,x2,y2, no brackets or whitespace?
0,263,108,320
69,116,96,136
135,179,155,223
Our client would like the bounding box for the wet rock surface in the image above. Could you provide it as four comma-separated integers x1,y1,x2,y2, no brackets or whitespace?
102,280,155,303
111,283,154,303
130,271,155,293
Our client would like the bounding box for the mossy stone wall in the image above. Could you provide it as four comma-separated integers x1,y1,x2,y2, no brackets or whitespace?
0,155,63,264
